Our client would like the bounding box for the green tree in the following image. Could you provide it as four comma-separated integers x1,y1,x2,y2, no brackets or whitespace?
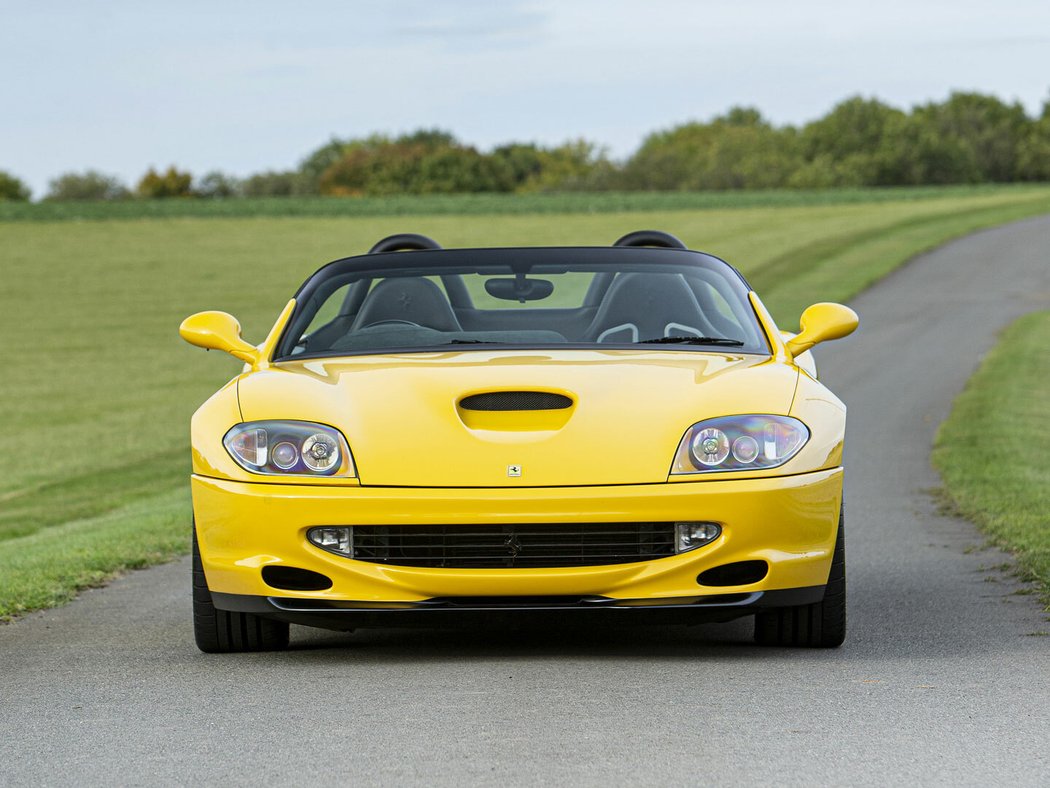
298,137,353,193
316,129,511,195
787,154,866,188
794,97,910,185
800,97,905,162
45,170,129,201
397,128,458,149
317,148,376,196
1017,116,1050,181
621,108,802,190
415,146,514,193
0,170,31,201
137,166,194,198
914,92,1030,181
876,115,981,185
490,143,545,188
319,138,422,196
517,140,613,191
196,171,242,198
241,170,304,197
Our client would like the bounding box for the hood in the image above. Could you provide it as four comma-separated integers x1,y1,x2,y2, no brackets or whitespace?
238,350,798,487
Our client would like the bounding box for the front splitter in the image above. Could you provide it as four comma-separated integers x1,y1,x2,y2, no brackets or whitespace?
211,586,825,630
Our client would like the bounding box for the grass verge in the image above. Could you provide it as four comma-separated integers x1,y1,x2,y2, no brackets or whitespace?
0,489,189,620
933,311,1050,610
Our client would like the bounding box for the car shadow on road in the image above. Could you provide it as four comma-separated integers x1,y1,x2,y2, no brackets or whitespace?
274,616,844,663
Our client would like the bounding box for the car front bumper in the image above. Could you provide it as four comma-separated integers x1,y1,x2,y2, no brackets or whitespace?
192,468,843,627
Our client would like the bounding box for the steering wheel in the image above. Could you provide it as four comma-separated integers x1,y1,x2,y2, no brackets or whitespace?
361,319,423,329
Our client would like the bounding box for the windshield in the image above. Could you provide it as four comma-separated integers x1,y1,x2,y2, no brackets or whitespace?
275,247,768,359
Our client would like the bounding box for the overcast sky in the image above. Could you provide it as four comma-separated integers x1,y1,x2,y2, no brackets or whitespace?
2,0,1048,196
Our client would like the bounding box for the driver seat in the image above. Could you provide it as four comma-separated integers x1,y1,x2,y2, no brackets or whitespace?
352,278,462,332
584,273,716,342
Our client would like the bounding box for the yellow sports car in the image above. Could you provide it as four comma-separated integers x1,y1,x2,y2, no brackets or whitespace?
181,231,858,652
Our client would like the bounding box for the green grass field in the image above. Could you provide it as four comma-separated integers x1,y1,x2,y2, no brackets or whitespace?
2,185,1049,618
933,311,1050,611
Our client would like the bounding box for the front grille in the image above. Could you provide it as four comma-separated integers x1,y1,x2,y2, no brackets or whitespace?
350,523,676,568
459,391,572,411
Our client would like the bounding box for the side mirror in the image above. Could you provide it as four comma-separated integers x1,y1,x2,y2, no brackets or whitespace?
785,303,858,357
179,311,260,365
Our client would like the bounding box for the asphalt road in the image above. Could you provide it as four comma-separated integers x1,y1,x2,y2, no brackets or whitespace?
3,217,1050,786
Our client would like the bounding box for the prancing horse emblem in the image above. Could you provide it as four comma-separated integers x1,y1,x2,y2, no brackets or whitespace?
507,464,522,477
504,533,522,557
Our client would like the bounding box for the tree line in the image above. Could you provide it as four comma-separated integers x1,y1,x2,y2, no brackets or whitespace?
2,91,1049,202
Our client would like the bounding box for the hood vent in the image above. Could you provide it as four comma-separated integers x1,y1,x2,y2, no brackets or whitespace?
460,391,572,412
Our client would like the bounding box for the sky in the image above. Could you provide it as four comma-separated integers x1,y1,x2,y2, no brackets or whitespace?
2,0,1049,196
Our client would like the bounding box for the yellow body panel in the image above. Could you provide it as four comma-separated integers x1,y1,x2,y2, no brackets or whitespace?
193,468,842,602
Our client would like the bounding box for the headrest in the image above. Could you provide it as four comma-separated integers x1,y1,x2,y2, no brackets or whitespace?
584,273,715,342
352,278,462,332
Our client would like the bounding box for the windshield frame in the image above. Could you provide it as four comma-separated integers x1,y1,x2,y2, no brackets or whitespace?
272,246,767,361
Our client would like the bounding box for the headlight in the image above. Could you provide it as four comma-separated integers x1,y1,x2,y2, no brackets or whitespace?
223,421,356,477
671,415,809,474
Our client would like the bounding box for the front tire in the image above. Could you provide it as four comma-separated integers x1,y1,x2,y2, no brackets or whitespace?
192,525,290,653
754,504,846,648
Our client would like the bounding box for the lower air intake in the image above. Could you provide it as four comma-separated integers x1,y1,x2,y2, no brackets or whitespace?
696,560,769,587
261,565,333,592
350,523,675,568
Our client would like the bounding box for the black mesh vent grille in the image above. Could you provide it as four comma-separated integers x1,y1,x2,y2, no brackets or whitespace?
350,523,676,568
459,391,572,411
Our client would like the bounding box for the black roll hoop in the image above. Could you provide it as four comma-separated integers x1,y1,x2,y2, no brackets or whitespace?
612,230,687,250
368,233,443,254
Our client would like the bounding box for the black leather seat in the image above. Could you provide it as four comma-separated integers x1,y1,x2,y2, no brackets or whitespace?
584,273,716,342
352,278,462,332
